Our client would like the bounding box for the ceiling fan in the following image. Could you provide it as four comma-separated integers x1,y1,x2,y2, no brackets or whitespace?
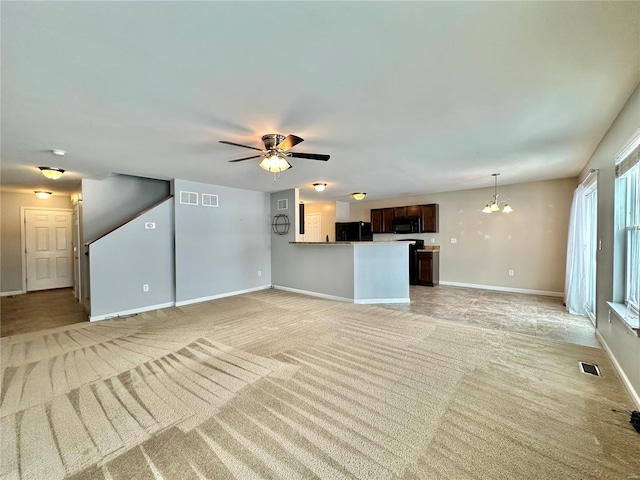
219,134,330,173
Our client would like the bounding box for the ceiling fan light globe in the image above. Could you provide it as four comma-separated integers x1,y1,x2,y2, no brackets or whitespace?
259,154,291,173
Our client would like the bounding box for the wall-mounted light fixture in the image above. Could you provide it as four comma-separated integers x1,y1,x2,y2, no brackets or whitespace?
482,173,513,213
352,192,366,201
34,191,52,199
38,167,65,180
313,183,327,192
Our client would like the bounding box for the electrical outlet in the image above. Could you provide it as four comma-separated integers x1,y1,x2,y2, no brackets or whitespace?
431,238,436,244
258,270,262,277
450,238,457,244
508,270,514,276
143,284,149,292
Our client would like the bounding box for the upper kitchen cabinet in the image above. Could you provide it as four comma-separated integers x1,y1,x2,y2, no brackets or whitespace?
405,205,421,217
371,208,383,233
371,203,438,233
419,204,439,232
371,208,395,233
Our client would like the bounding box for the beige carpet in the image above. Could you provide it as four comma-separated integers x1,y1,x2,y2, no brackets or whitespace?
1,289,638,479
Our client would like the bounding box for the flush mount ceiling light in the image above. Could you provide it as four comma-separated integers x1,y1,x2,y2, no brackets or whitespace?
352,192,366,201
313,183,327,192
482,173,513,213
34,191,52,199
38,166,65,180
51,149,66,156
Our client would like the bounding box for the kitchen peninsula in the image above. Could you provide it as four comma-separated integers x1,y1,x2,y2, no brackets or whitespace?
282,241,410,304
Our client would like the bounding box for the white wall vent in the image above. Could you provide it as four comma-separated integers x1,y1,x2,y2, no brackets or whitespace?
202,193,219,207
180,191,198,206
277,198,288,210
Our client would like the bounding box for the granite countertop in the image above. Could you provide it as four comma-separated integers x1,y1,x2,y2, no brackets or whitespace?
289,241,409,245
416,246,441,251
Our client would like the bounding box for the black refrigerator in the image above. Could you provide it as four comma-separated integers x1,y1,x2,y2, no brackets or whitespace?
335,222,373,242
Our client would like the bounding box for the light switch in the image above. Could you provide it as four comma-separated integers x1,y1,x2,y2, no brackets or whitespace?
450,238,457,244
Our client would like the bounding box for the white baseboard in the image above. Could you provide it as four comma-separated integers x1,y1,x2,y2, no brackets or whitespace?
355,297,410,304
273,285,410,305
175,285,271,307
595,329,640,409
90,302,175,322
273,285,353,303
0,290,25,297
439,281,563,297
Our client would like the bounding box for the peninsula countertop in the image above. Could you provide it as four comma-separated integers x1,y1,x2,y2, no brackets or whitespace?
289,242,441,251
289,241,409,245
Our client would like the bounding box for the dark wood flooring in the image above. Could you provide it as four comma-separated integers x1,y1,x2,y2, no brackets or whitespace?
1,288,88,337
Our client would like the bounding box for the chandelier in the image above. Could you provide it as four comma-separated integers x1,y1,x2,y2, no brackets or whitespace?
482,173,513,213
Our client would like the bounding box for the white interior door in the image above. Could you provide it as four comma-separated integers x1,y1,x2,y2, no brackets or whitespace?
24,208,74,291
303,213,322,242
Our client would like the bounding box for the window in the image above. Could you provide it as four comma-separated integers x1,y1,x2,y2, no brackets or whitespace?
615,130,640,317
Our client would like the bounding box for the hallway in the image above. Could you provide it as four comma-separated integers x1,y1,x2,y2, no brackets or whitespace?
1,288,87,337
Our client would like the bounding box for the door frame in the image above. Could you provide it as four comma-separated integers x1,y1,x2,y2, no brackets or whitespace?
20,206,74,294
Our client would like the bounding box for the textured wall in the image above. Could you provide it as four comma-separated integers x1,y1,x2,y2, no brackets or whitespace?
173,179,271,304
579,82,640,405
89,198,174,318
348,177,577,294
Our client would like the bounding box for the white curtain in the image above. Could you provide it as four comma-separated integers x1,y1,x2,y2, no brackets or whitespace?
565,184,587,316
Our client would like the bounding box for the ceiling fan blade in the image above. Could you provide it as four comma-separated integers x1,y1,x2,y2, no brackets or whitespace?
289,152,330,161
219,140,264,152
228,154,263,163
276,135,304,152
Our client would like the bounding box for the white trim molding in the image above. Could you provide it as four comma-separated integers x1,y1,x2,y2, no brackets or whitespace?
273,285,352,303
175,286,271,307
90,302,175,322
439,281,563,297
595,329,640,410
0,290,25,297
355,297,410,304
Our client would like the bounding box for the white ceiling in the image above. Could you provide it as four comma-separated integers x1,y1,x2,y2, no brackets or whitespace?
2,1,639,203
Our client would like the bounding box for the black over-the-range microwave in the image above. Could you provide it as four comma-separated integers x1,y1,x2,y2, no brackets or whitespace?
392,217,421,234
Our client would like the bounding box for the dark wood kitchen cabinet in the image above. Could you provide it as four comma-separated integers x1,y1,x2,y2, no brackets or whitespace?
382,208,394,232
371,208,383,233
371,203,438,233
405,205,421,217
419,204,439,233
371,208,395,233
417,251,439,286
